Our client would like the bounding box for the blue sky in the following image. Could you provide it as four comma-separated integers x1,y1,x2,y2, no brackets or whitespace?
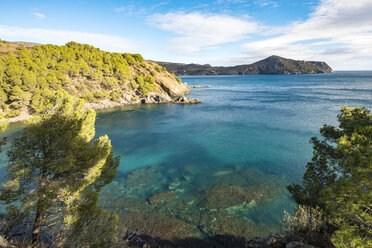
0,0,371,70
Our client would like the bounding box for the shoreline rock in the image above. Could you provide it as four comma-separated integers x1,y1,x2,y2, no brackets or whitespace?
172,96,202,104
193,85,212,88
5,93,201,124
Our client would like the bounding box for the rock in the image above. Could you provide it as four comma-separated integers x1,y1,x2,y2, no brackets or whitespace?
122,166,167,194
197,211,274,238
193,85,212,88
213,169,233,176
118,210,199,241
168,180,181,190
182,164,197,174
158,79,191,97
0,236,9,247
286,241,316,248
266,235,282,246
148,191,176,204
200,185,268,209
153,94,171,102
247,237,267,247
173,96,201,104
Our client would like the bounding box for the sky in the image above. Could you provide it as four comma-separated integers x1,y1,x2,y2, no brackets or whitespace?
0,0,371,70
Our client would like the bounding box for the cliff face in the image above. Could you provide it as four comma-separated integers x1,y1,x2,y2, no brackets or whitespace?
0,41,190,122
156,55,333,75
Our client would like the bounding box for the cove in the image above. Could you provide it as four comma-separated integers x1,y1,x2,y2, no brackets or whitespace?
94,71,372,239
1,71,372,240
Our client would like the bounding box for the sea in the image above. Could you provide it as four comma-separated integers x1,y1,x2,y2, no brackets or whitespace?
1,71,372,241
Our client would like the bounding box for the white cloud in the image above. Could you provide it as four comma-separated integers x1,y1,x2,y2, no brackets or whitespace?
148,12,260,53
0,25,138,53
31,12,45,20
149,1,169,10
241,0,372,69
254,1,278,8
114,7,127,13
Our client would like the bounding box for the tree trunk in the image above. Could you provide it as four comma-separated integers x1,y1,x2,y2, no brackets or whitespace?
32,178,46,247
31,206,43,246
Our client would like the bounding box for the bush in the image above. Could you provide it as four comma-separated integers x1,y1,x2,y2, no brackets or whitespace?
110,91,121,102
136,75,156,96
6,110,20,118
283,205,332,247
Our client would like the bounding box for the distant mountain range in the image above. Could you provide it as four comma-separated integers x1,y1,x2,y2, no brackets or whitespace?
156,55,333,75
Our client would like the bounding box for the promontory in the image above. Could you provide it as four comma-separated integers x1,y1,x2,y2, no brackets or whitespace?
156,55,333,76
0,40,192,122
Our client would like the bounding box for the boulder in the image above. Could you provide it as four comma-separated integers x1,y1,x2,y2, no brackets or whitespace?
173,96,201,104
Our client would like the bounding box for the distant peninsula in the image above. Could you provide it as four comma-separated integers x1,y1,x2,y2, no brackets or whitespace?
155,55,333,75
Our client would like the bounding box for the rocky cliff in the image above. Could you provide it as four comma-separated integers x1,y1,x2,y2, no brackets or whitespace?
156,55,333,75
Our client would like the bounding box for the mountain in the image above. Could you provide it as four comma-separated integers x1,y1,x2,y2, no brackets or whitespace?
156,55,333,75
0,40,190,122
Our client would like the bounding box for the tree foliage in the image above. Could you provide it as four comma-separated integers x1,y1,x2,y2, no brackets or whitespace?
0,90,120,246
288,107,372,247
0,41,170,117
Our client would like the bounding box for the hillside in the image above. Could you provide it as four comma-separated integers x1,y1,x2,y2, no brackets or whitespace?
156,55,333,75
0,40,190,122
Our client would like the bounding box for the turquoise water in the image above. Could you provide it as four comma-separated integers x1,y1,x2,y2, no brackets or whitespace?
1,71,372,240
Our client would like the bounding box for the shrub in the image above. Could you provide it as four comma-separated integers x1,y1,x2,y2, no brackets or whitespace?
283,205,332,247
6,110,20,118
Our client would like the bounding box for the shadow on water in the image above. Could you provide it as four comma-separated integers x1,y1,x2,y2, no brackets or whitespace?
124,234,260,248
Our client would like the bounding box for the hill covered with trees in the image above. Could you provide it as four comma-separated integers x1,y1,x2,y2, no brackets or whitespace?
156,55,333,75
0,40,190,122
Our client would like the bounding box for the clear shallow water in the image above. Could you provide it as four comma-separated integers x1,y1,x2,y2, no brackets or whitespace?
1,71,372,240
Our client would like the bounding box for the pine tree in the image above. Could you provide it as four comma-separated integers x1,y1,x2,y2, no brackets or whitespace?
288,107,372,247
0,90,120,246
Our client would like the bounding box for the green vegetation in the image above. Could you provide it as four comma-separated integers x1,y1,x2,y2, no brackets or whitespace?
0,90,120,247
156,55,333,75
0,41,184,119
135,74,156,96
288,107,372,247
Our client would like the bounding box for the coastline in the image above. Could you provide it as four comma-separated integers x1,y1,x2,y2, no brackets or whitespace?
6,92,200,124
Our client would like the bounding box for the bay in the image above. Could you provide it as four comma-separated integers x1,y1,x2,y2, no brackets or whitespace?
1,71,372,240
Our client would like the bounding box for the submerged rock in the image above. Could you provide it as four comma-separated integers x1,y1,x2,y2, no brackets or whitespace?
118,210,199,241
213,169,234,177
199,185,272,210
123,166,161,189
198,211,275,238
148,191,176,204
99,165,289,244
168,180,181,190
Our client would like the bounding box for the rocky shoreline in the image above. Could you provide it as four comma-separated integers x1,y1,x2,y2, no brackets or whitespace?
6,92,201,124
